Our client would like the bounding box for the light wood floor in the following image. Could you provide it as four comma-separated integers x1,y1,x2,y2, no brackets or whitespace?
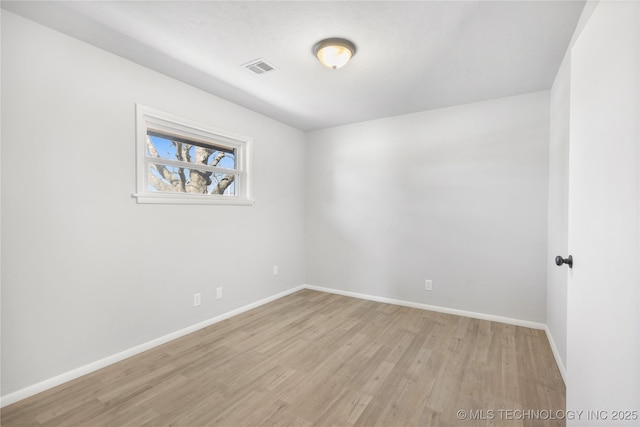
2,290,565,426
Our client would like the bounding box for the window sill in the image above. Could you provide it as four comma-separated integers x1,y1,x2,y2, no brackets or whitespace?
132,193,255,206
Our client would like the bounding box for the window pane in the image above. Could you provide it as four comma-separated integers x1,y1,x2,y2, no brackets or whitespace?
147,133,236,169
136,105,251,204
148,164,236,196
210,172,236,196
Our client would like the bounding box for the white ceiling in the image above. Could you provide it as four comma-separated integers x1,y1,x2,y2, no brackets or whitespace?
3,1,585,131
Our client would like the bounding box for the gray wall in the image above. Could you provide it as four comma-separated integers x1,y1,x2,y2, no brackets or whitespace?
306,92,550,322
1,12,306,396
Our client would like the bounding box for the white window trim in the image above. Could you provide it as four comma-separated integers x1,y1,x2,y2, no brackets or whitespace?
133,104,253,205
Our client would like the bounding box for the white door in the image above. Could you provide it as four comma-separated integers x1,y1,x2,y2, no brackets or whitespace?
566,1,639,425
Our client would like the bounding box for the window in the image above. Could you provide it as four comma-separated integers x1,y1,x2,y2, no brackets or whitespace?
134,105,252,205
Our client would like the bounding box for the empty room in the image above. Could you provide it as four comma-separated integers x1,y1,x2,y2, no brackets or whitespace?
1,1,638,426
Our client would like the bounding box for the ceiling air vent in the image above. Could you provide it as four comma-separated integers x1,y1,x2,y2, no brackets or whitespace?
242,58,277,75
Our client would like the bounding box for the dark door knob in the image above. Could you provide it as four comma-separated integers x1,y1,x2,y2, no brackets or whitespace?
555,255,573,268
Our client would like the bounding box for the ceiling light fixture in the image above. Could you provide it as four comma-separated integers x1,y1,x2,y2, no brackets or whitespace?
313,38,357,70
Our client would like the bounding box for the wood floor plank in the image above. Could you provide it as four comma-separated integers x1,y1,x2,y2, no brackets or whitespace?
1,289,565,426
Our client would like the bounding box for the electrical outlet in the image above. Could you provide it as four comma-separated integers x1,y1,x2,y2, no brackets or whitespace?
216,287,223,300
273,265,279,276
425,280,433,291
193,293,201,307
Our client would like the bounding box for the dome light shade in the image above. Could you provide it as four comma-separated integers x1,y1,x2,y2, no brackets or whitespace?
313,38,357,69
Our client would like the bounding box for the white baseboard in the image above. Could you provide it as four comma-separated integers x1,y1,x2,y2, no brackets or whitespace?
304,284,547,330
2,283,560,408
544,325,568,385
0,285,305,408
304,285,568,384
